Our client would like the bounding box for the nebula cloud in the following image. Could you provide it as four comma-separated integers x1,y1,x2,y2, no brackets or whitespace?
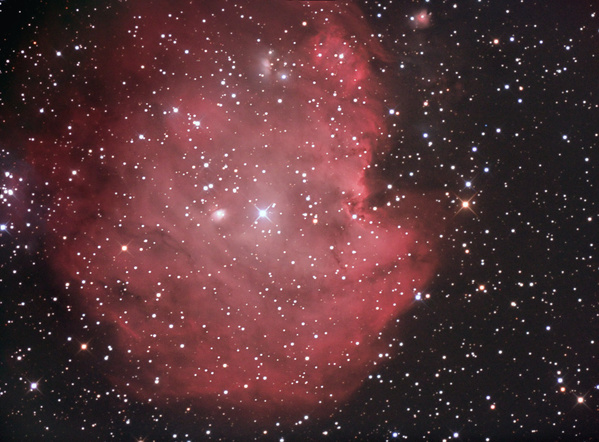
17,0,442,424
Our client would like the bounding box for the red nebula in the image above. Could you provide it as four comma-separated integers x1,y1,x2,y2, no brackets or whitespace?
20,0,442,425
412,9,433,29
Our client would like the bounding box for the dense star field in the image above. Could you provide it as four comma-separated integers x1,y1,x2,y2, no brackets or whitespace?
1,0,598,440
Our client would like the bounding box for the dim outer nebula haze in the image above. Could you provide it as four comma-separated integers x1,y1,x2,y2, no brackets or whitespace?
12,0,442,428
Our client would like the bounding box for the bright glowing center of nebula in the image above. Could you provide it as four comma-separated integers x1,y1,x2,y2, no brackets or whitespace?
25,0,440,421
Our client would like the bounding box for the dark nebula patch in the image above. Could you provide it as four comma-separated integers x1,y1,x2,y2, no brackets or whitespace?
12,0,442,424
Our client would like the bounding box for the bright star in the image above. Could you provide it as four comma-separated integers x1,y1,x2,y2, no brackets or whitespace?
254,204,273,223
455,193,479,217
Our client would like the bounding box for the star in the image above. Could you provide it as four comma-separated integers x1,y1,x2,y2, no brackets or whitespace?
254,204,273,223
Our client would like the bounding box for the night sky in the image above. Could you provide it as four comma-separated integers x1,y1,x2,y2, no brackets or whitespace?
1,0,598,441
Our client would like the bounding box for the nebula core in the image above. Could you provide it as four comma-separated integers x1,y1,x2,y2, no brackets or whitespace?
16,0,441,423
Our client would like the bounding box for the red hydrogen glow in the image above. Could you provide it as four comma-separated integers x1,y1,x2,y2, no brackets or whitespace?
20,0,442,423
